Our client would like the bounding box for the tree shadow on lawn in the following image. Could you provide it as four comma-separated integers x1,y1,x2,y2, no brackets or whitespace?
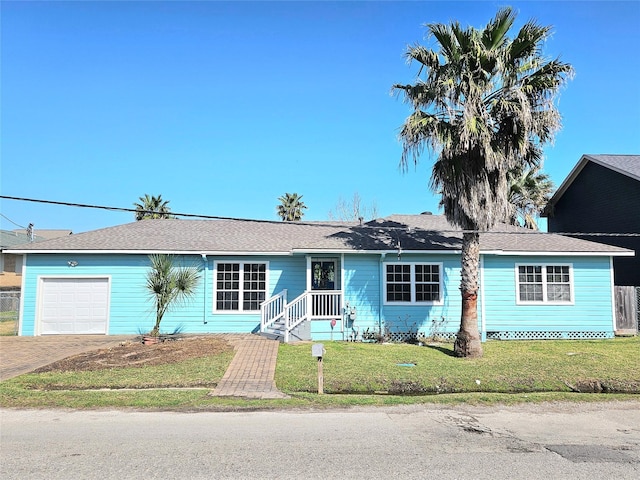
425,344,456,357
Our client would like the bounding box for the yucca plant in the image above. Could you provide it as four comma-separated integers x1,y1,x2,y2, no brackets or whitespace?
146,254,201,337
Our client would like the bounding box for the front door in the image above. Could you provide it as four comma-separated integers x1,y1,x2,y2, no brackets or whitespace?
310,260,339,318
311,260,336,290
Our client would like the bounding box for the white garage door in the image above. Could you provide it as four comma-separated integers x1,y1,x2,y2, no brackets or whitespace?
40,278,109,334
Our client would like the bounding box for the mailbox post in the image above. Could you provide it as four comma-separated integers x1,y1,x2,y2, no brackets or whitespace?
312,343,325,394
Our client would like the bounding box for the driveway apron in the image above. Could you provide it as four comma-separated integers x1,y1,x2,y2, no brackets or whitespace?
1,334,288,400
0,335,134,381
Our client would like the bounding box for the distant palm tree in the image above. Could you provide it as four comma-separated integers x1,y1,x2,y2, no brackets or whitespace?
393,7,573,357
508,167,554,230
134,194,174,221
145,254,200,337
277,193,307,221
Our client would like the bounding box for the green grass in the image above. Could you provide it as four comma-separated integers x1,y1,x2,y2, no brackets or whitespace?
276,338,640,395
0,314,18,336
1,337,638,410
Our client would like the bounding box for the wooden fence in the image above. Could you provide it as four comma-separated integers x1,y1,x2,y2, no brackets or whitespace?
614,286,639,332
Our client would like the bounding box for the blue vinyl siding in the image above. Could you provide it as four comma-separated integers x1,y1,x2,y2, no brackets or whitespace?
482,255,614,336
380,254,463,338
20,253,309,336
343,255,380,336
341,254,463,339
21,254,150,335
206,256,306,333
19,251,616,340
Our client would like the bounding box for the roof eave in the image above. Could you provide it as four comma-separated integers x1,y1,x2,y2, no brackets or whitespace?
481,249,634,257
4,249,294,256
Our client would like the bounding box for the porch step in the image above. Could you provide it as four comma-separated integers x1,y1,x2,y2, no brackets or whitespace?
257,330,307,343
257,331,284,342
259,319,308,343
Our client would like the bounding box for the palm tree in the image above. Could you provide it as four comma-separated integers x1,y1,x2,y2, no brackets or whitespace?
393,8,573,357
508,166,554,230
277,193,307,221
134,194,174,221
145,254,201,337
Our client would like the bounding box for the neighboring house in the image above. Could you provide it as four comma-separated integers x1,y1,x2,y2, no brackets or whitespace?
5,214,632,341
1,229,72,290
543,154,640,287
1,230,43,290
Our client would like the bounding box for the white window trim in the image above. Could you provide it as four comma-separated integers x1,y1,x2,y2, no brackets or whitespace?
213,261,269,314
515,263,574,305
383,262,443,305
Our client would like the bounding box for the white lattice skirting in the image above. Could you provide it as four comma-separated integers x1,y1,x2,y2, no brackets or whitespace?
486,331,613,340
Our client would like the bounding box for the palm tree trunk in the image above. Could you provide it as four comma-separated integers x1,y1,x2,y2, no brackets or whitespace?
454,232,484,358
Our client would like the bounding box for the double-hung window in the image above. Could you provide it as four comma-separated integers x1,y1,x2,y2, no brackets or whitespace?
215,262,267,312
516,264,572,304
385,263,442,304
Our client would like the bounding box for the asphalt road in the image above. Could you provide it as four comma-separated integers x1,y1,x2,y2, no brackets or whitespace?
1,402,639,479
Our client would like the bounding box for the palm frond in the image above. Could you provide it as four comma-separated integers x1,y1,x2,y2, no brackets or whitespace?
395,7,571,232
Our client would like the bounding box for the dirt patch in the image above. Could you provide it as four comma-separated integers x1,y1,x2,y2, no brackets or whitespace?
33,336,234,373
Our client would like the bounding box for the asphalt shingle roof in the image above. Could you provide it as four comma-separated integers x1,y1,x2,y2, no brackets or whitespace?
1,230,47,249
585,154,640,180
5,215,631,255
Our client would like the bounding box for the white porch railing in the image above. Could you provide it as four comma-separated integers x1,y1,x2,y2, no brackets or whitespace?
309,290,342,319
260,289,287,332
284,292,308,343
261,290,343,343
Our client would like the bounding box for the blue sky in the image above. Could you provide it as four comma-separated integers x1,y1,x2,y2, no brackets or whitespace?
1,0,639,233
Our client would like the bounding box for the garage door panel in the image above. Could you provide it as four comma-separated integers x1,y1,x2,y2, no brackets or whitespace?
73,322,104,334
40,278,109,335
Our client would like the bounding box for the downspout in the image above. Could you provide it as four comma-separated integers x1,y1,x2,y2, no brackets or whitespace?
18,254,26,336
306,255,312,341
480,254,486,342
341,253,345,341
379,253,386,333
609,257,616,334
201,254,208,325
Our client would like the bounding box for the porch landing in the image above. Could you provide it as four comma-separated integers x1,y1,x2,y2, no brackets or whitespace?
210,335,289,399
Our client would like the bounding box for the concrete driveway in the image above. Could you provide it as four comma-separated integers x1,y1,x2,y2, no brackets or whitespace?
0,335,136,381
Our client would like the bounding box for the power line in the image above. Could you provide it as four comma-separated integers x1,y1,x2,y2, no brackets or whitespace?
1,195,639,237
0,195,279,224
0,213,27,230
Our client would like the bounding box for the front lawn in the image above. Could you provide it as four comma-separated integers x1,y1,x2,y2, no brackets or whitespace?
276,338,640,395
0,337,638,410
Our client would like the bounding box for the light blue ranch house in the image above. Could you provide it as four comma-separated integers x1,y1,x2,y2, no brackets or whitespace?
8,214,633,342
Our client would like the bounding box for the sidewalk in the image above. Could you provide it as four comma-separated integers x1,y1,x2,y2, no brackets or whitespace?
210,335,289,399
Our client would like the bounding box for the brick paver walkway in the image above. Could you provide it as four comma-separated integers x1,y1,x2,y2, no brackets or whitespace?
210,335,289,399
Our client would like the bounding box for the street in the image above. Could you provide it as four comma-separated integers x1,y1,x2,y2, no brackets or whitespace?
1,402,639,479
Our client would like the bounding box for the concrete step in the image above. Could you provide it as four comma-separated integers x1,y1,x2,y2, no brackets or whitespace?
257,331,283,342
